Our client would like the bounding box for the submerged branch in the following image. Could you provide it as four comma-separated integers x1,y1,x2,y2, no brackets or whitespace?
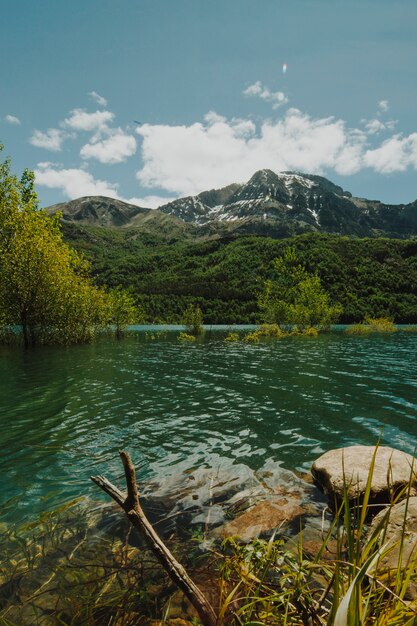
91,450,218,626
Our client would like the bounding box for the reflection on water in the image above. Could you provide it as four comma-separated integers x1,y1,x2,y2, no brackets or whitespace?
1,329,416,523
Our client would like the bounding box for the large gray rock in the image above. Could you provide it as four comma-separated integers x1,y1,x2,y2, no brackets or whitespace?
311,445,417,507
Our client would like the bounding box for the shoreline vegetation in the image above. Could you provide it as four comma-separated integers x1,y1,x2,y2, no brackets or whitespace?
0,146,142,347
2,444,417,624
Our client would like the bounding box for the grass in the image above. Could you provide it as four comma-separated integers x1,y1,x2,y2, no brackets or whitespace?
242,324,321,343
2,446,417,625
214,445,417,625
346,317,396,336
178,331,197,341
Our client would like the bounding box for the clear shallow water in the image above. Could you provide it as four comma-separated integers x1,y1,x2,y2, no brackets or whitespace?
1,329,417,524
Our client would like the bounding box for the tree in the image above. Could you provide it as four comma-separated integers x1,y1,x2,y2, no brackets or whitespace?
107,286,141,338
259,246,342,330
183,303,203,336
0,146,110,346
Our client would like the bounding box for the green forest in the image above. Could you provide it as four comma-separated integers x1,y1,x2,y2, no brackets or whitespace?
63,222,417,324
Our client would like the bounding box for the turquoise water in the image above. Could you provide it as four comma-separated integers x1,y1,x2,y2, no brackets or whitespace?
1,329,417,523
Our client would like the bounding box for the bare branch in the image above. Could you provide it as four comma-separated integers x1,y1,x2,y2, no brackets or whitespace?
91,451,218,626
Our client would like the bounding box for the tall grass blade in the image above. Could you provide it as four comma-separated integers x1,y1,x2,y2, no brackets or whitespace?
334,541,393,626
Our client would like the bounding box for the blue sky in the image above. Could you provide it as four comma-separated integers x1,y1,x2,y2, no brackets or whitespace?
1,0,417,207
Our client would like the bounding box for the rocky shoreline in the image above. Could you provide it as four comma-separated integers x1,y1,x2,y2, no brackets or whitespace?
2,444,417,624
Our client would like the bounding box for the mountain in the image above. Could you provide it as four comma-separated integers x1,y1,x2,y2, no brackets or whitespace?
47,196,146,227
159,169,417,238
45,170,417,240
46,195,198,242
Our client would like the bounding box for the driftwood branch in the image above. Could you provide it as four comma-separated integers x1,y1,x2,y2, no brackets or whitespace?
91,451,218,626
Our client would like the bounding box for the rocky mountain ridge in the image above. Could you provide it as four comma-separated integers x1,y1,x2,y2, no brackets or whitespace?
46,169,417,240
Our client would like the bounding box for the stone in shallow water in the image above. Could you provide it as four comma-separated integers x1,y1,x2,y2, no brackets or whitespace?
219,497,305,542
311,445,417,507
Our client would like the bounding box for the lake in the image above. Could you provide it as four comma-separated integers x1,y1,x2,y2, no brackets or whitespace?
1,327,417,525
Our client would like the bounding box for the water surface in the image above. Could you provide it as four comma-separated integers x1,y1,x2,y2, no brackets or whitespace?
1,328,416,523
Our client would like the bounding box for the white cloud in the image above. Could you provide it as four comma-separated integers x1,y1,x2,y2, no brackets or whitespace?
88,91,108,107
35,163,120,198
135,109,366,195
243,81,288,109
364,118,386,135
127,195,177,208
378,100,390,113
4,114,21,125
80,129,137,164
364,133,417,173
34,162,174,208
361,117,398,135
30,128,68,151
63,108,114,131
37,161,61,168
134,108,417,196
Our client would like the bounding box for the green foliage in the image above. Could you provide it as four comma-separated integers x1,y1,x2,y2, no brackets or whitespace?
243,331,260,343
107,286,141,338
346,317,396,335
61,216,417,325
217,450,417,625
0,147,110,346
346,324,373,335
303,326,319,337
364,316,396,332
225,332,240,342
183,303,204,336
259,323,283,337
178,331,197,342
259,246,342,330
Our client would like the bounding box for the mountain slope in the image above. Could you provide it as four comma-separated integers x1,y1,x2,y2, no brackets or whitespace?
159,169,417,238
45,170,417,240
46,195,198,242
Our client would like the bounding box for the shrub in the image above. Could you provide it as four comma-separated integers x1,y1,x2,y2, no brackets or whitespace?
364,316,396,332
303,326,319,337
178,332,196,342
183,303,204,336
346,324,373,335
225,332,240,342
243,331,260,343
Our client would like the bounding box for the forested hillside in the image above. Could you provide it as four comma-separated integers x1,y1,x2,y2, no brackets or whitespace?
62,223,417,324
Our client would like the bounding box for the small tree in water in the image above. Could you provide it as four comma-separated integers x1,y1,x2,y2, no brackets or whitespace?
108,287,141,338
259,246,342,331
183,303,204,336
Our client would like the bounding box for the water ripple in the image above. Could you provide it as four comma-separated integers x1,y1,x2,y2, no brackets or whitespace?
1,331,417,522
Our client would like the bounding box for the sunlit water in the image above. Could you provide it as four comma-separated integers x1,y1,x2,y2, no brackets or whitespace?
1,328,416,524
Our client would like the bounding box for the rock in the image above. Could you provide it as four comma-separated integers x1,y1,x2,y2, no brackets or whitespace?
285,514,337,561
312,446,417,507
368,497,417,599
219,498,304,542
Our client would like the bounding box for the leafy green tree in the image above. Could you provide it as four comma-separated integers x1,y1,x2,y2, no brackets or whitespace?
259,247,342,330
291,275,343,329
0,146,110,346
107,286,141,338
183,303,203,336
258,247,305,327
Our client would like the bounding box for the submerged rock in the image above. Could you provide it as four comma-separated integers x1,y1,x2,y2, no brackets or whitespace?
218,497,305,542
311,445,417,507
